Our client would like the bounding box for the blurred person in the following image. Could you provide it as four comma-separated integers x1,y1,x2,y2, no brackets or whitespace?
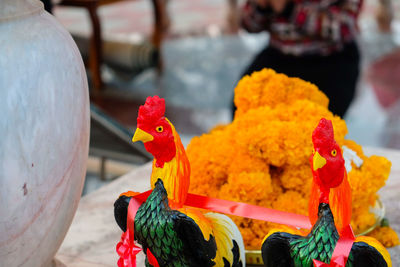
233,0,363,118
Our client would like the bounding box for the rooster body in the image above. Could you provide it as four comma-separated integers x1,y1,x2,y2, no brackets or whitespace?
262,118,391,267
114,96,245,267
134,179,216,267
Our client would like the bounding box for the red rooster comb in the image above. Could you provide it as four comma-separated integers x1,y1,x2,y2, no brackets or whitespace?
312,118,335,147
137,96,165,124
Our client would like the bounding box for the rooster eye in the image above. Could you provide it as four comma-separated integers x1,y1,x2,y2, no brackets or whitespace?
156,126,163,133
312,148,315,154
331,149,337,156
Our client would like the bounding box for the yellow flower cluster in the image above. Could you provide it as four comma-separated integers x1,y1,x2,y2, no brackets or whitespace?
186,69,398,249
369,226,400,247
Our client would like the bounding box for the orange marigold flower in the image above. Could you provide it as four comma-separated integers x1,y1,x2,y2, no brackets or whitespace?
273,191,308,215
368,226,400,248
186,69,394,249
351,207,377,234
219,172,272,203
234,69,329,117
280,164,312,195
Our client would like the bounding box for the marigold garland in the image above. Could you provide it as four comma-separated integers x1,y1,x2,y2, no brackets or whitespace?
187,69,398,249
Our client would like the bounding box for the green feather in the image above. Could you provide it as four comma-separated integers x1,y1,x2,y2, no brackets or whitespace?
162,245,171,255
147,238,153,248
322,232,329,244
310,249,319,261
150,228,156,239
320,251,327,262
165,223,175,238
156,226,164,239
308,240,316,253
154,237,162,247
324,243,331,254
317,241,324,253
142,224,149,239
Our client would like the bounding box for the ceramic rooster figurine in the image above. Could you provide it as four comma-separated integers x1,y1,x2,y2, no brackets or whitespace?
114,96,245,267
261,118,392,267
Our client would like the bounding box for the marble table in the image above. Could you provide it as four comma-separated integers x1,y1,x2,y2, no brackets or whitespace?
54,147,400,266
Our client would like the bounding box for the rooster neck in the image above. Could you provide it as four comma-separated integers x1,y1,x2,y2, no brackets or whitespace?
306,203,339,252
313,172,331,204
319,186,330,204
150,124,190,207
291,203,339,266
312,203,337,234
134,180,183,266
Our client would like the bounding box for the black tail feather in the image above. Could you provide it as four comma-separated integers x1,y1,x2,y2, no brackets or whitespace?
262,232,295,267
222,240,243,267
350,241,388,267
231,240,243,267
114,195,131,232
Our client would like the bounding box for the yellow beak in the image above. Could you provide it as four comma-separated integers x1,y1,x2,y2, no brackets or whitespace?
313,151,327,171
132,128,154,143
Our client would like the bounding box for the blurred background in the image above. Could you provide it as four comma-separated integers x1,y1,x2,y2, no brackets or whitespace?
49,0,399,194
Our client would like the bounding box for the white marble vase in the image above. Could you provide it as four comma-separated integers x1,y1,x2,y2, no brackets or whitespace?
0,1,90,266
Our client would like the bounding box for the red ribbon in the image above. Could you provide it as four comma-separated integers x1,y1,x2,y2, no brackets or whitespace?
116,230,142,267
146,248,160,267
185,193,312,230
132,190,311,229
116,194,145,267
118,190,353,267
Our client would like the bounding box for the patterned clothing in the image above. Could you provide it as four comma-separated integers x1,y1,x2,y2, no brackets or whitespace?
241,0,363,55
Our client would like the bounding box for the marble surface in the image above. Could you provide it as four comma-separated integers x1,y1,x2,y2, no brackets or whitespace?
0,1,90,266
55,147,400,266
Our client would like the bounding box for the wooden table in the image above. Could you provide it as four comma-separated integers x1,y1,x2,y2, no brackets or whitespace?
58,0,167,94
54,147,400,266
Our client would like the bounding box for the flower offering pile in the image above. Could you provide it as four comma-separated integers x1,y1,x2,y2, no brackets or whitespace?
186,69,399,249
